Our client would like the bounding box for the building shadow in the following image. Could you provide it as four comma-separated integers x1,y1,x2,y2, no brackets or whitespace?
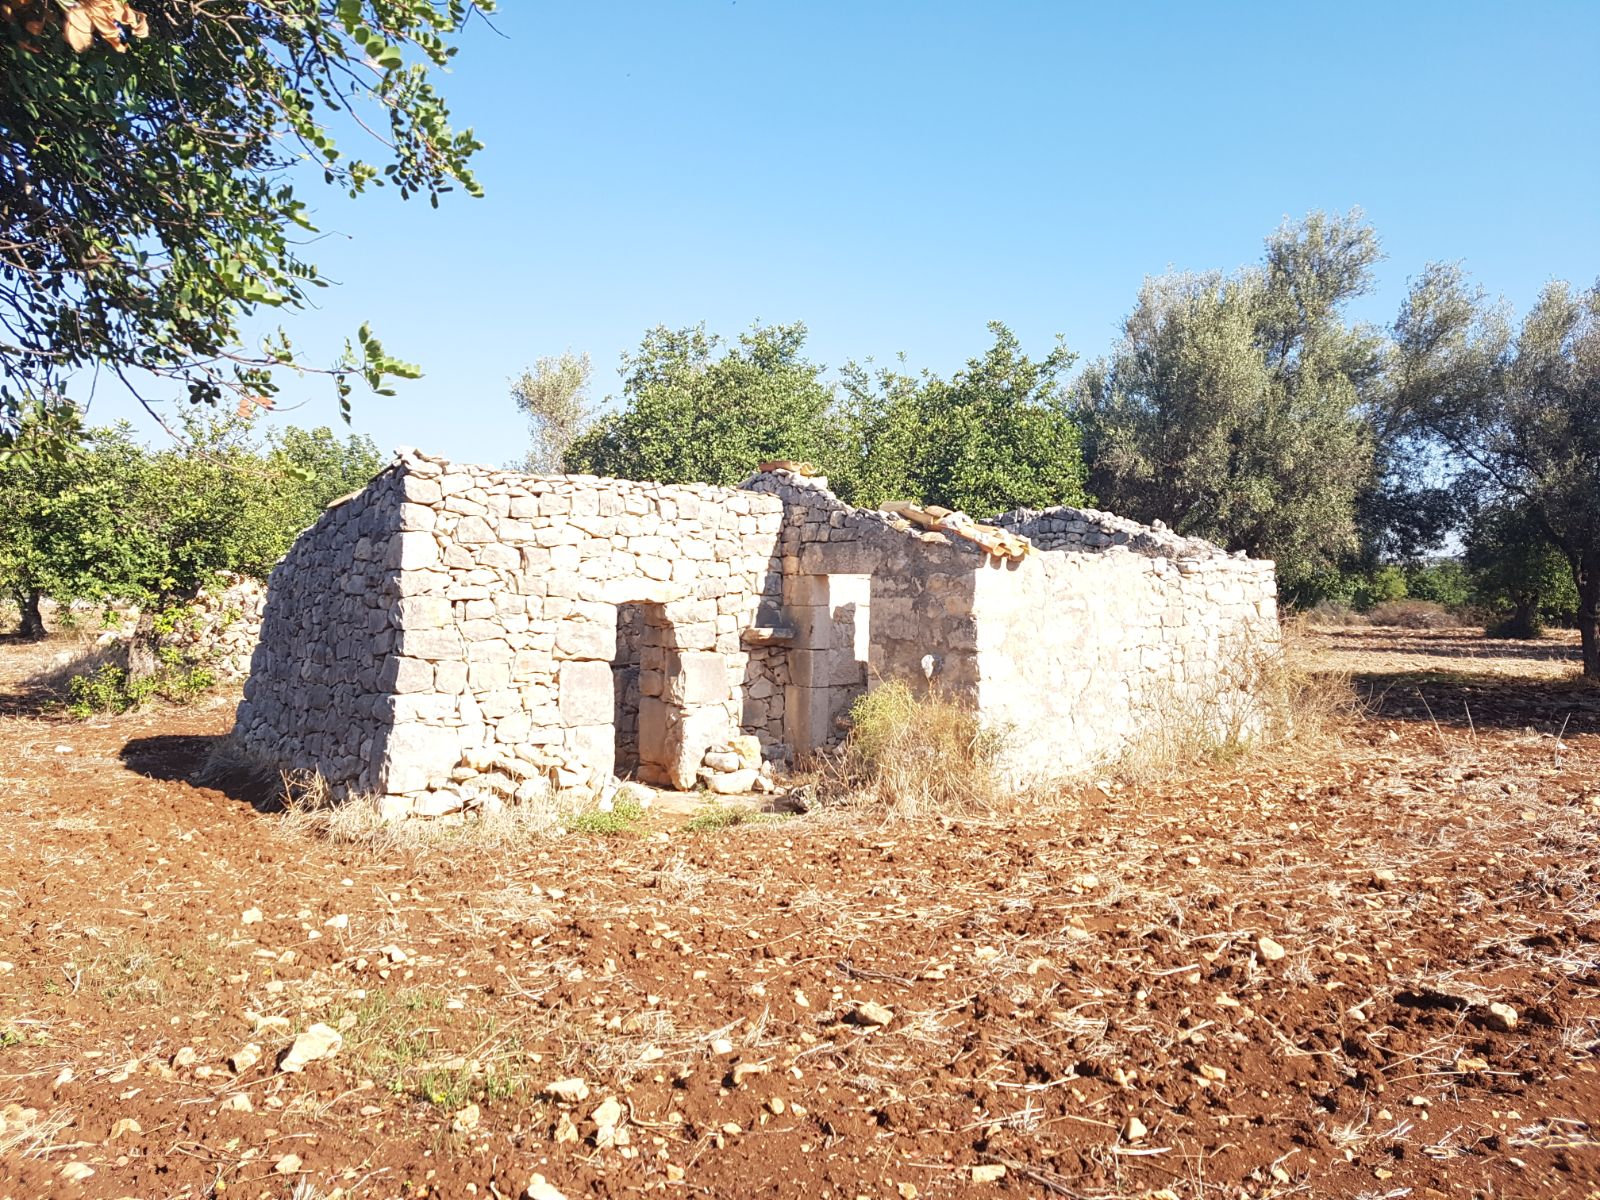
1352,670,1600,736
119,733,286,812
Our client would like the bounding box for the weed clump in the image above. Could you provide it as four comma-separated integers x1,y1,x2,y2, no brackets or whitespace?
833,680,1008,818
65,657,215,716
566,793,646,836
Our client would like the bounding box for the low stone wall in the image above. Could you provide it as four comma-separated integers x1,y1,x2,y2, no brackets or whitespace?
173,574,267,680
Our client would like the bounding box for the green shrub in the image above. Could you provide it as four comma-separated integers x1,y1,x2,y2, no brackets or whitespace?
1404,560,1471,607
1350,565,1408,611
566,794,646,836
65,659,216,717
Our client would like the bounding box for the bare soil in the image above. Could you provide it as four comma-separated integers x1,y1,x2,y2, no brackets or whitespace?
1,626,1597,1200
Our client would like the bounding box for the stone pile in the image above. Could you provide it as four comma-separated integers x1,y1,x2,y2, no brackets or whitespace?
698,733,776,795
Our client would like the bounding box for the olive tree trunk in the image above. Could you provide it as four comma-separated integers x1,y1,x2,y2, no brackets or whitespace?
15,589,46,640
127,609,160,682
1577,552,1600,681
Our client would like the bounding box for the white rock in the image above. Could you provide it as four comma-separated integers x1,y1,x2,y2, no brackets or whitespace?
854,1000,894,1027
1488,1001,1519,1031
590,1095,624,1128
279,1023,342,1072
1256,936,1286,962
707,768,759,795
526,1175,569,1200
542,1077,590,1102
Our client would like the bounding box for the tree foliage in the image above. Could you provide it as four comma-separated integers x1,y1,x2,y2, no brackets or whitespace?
837,322,1086,513
0,419,142,635
1387,269,1600,671
510,351,593,473
1075,211,1381,592
560,321,1088,517
0,416,380,638
565,323,838,487
0,1,491,453
1464,504,1577,638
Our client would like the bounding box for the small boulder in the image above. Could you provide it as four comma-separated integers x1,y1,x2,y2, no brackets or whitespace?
279,1023,342,1073
708,769,759,795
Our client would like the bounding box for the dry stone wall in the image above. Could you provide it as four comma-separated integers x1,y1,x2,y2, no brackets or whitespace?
236,452,786,815
173,574,267,680
237,454,1280,812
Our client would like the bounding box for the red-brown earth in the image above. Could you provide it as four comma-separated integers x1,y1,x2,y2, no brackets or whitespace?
1,625,1597,1200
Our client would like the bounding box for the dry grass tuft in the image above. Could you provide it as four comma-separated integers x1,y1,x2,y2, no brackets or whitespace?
1113,617,1359,782
825,680,1011,819
280,788,561,851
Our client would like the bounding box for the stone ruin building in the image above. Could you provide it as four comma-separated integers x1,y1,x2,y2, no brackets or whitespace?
232,450,1280,816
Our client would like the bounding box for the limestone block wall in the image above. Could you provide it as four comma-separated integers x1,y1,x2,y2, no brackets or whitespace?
236,452,786,811
967,541,1279,779
235,471,406,793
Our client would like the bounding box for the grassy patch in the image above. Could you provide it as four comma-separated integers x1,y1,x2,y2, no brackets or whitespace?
328,989,440,1096
65,652,215,717
683,803,796,833
567,794,646,836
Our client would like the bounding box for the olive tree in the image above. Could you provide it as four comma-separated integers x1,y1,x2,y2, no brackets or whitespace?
1075,211,1381,593
510,351,593,473
1387,267,1600,675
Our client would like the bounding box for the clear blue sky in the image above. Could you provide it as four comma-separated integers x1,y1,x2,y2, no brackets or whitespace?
89,0,1600,465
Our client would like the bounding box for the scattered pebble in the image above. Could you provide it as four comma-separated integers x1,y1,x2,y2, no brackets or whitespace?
526,1177,568,1200
854,1000,894,1027
542,1078,590,1103
1256,936,1287,962
1488,1001,1519,1030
